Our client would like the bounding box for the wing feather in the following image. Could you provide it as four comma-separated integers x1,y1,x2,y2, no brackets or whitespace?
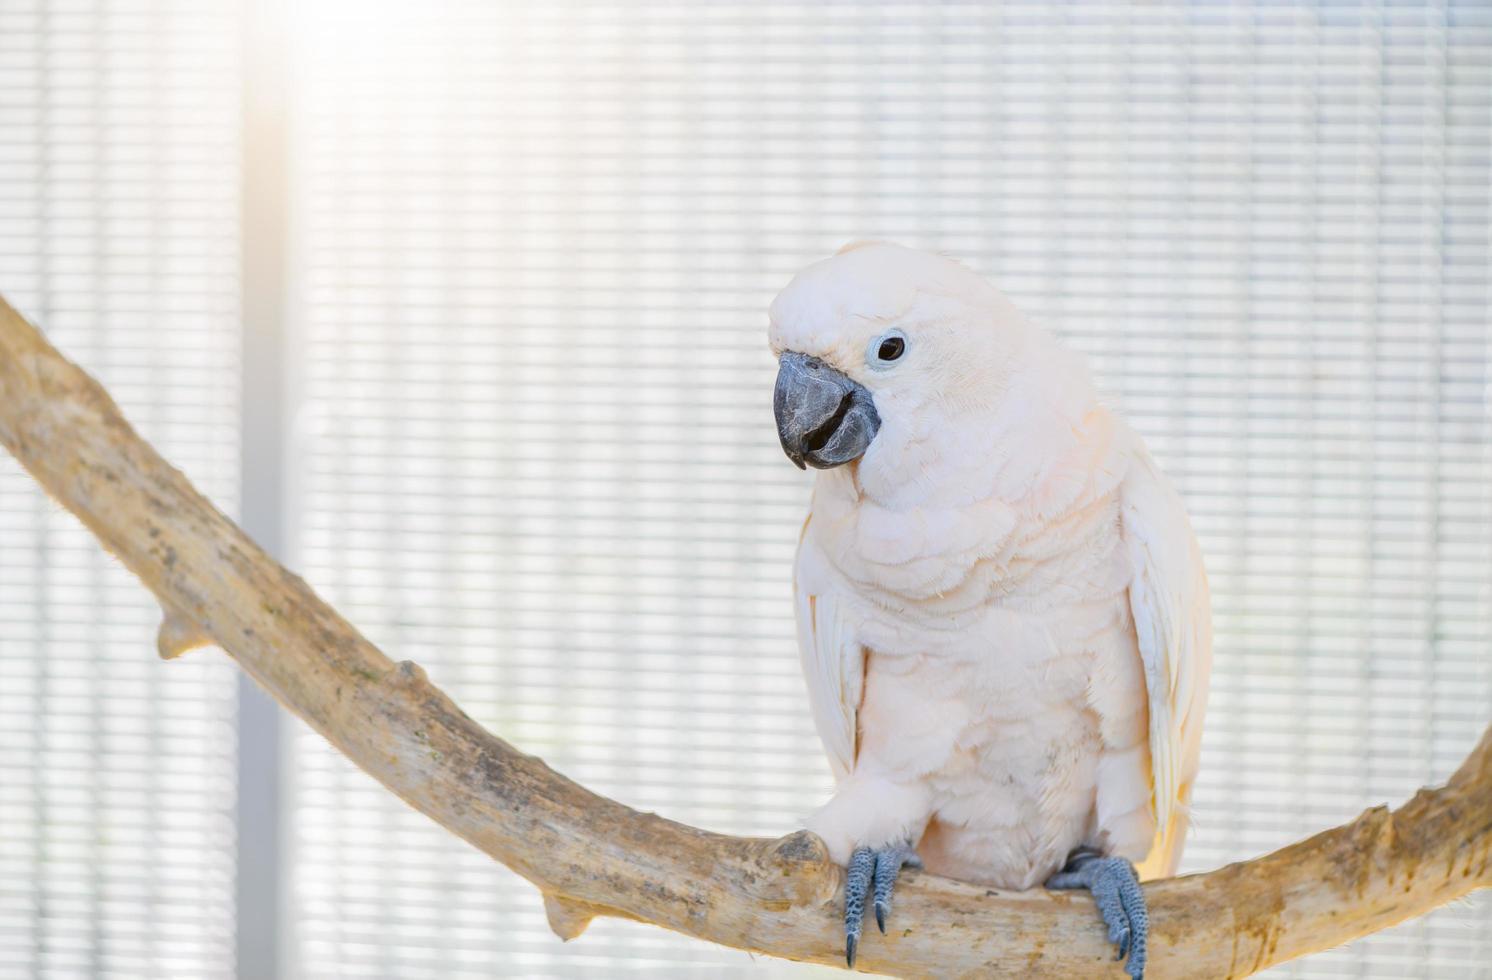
793,518,864,783
1121,449,1213,878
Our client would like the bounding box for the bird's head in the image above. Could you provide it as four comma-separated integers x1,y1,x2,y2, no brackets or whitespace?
768,242,1035,477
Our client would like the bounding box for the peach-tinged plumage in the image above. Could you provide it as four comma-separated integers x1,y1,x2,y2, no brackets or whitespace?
771,243,1212,891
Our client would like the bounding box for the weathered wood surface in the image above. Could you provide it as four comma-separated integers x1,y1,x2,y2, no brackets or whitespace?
2,293,1488,978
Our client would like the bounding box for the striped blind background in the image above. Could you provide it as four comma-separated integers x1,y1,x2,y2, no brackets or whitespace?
0,0,242,977
283,1,1491,978
1,1,1489,979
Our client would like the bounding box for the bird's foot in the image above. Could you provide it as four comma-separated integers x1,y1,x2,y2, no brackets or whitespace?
843,842,919,968
1046,848,1149,979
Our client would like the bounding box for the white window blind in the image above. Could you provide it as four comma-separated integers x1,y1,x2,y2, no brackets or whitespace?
283,2,1490,979
3,2,1489,979
0,1,243,977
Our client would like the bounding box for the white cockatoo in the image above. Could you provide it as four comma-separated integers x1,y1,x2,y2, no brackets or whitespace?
769,243,1212,978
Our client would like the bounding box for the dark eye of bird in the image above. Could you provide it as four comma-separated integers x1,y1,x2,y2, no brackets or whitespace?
877,336,905,361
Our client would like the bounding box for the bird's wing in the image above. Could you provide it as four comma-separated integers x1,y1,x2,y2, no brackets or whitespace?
1120,447,1214,878
793,517,864,783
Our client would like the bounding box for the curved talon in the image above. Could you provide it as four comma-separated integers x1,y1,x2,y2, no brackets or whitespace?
1046,852,1149,979
844,848,874,966
842,842,917,967
871,847,907,934
1115,859,1149,979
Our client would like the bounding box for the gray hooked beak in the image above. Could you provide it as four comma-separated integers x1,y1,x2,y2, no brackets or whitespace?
774,352,881,470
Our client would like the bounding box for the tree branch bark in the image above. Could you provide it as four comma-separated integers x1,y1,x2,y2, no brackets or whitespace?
1,293,1488,979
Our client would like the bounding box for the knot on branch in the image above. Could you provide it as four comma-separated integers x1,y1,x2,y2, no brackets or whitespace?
157,608,211,659
543,893,610,941
389,659,428,686
736,831,838,910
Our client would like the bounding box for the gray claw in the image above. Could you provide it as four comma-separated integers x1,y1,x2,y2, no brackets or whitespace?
844,848,874,966
1046,852,1149,979
843,843,918,967
872,847,908,934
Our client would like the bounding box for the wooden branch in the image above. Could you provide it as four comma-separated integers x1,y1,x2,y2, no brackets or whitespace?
2,292,1488,979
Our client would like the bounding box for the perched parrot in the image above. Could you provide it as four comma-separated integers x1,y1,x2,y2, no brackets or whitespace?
770,243,1212,978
